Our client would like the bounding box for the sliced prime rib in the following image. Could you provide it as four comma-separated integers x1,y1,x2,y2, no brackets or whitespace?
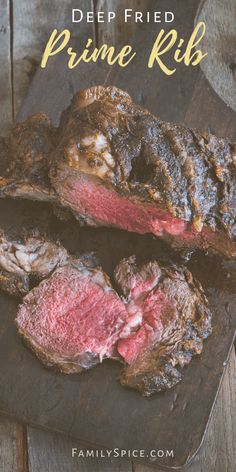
115,257,211,395
0,231,69,296
15,256,128,373
0,114,57,202
15,254,212,395
50,86,236,259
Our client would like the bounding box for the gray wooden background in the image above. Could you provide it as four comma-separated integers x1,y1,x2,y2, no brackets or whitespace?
0,1,235,471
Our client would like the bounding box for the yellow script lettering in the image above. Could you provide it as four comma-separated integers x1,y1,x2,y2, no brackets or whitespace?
67,40,136,68
182,22,208,66
148,29,178,75
41,29,70,68
41,32,136,69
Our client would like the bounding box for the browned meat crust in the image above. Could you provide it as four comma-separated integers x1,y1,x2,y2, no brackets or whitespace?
15,250,212,396
0,231,69,296
117,257,211,396
51,86,236,258
1,86,235,258
0,114,57,202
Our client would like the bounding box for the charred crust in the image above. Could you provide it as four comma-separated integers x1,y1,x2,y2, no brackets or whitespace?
118,258,212,396
0,114,57,200
52,86,236,259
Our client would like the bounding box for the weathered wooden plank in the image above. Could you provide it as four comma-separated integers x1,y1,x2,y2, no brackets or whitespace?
16,0,105,125
0,3,26,469
18,0,201,126
196,0,236,113
12,0,92,117
177,45,236,472
95,0,150,45
184,72,236,141
0,0,12,133
133,349,236,472
106,0,201,124
0,417,26,472
27,427,132,472
188,348,236,472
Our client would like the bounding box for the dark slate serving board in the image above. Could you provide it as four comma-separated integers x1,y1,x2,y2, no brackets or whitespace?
0,1,235,469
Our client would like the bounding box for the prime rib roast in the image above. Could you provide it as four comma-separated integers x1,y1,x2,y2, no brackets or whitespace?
0,86,235,259
2,84,235,395
12,240,211,396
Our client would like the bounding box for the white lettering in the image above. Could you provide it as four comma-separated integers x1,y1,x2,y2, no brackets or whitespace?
136,12,143,22
108,12,116,22
166,12,175,23
154,12,161,22
157,450,165,458
125,9,132,22
86,450,94,458
72,9,83,23
87,12,94,22
97,11,104,22
166,449,174,457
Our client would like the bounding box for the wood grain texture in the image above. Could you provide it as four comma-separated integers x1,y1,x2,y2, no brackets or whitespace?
0,417,26,472
12,0,90,117
18,0,201,126
17,0,103,125
27,427,132,472
0,3,26,472
94,0,150,45
196,0,236,113
106,0,201,124
0,0,12,133
188,348,236,472
184,72,236,141
24,349,236,472
133,349,236,472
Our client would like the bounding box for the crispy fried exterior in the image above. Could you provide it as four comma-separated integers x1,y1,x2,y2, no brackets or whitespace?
116,257,211,396
0,231,69,296
15,249,212,396
0,114,57,201
51,86,236,257
120,265,212,396
1,86,235,258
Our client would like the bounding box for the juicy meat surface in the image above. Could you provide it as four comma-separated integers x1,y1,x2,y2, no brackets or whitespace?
50,86,236,258
0,114,57,202
16,258,128,373
0,231,69,296
116,257,211,395
1,86,234,258
15,254,212,396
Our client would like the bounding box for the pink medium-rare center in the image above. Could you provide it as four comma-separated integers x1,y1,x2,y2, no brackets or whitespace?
47,86,236,259
17,264,127,361
59,172,187,236
56,170,230,254
15,255,212,395
16,259,176,367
